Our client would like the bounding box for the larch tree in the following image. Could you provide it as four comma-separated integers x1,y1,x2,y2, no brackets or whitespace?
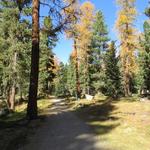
77,1,95,95
64,0,81,99
115,0,137,96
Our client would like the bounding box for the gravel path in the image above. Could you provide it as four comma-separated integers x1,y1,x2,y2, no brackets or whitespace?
20,99,107,150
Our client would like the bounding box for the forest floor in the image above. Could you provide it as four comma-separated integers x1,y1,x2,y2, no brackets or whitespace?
0,98,53,150
0,96,150,150
18,98,105,150
70,95,150,150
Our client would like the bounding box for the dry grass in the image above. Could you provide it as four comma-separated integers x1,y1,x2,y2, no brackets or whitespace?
72,96,150,150
0,98,52,122
0,98,53,150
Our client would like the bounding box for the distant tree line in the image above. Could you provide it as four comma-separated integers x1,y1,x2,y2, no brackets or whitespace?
0,0,149,119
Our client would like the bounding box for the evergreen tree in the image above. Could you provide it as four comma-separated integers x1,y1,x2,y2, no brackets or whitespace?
139,4,150,97
22,0,78,119
67,56,76,96
90,10,109,94
54,62,68,97
104,41,122,98
0,0,31,111
39,17,57,96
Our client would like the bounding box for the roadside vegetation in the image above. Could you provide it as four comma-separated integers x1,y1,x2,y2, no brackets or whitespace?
0,0,150,149
69,95,150,150
0,98,52,150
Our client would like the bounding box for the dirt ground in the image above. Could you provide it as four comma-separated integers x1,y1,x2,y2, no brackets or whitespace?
19,99,109,150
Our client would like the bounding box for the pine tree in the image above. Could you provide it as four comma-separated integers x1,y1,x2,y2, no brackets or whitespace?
22,0,78,119
104,41,122,98
139,3,150,97
90,10,109,93
38,17,57,96
27,0,40,119
115,0,137,96
54,62,68,97
0,0,31,111
66,54,77,97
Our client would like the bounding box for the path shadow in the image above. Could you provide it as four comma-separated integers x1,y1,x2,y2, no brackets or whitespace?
1,98,117,150
73,98,120,135
13,99,115,150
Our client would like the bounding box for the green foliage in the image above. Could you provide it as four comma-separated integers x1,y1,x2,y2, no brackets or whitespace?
38,17,57,96
66,58,76,96
103,41,122,98
54,62,68,97
44,16,53,29
0,1,31,99
139,20,150,96
90,10,109,94
145,2,150,18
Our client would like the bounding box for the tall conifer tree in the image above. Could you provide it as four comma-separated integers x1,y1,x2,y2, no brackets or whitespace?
104,41,122,98
90,10,109,93
139,2,150,97
115,0,137,96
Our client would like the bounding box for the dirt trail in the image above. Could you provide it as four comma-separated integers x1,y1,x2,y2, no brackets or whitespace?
20,99,107,150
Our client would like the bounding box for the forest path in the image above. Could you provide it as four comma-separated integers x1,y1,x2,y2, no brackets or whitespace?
19,98,107,150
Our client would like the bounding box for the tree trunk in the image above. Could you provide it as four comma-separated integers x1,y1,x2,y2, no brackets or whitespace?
9,83,16,111
85,48,90,95
123,23,131,97
18,84,23,101
124,71,131,97
74,38,80,100
7,52,17,111
27,0,40,120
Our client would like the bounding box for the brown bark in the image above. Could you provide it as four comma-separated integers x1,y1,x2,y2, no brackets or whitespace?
7,52,17,111
123,23,131,97
9,83,16,111
74,38,80,99
27,0,40,119
124,72,131,97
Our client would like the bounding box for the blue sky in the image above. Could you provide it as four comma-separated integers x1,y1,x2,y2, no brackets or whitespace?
41,0,149,63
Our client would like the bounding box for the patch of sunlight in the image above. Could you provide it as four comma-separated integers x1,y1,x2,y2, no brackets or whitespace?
75,96,150,150
38,99,52,112
0,99,52,122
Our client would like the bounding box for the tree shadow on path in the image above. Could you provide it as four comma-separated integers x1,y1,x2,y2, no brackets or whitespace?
19,99,114,150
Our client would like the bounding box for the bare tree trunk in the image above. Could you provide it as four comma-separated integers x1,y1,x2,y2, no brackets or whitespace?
74,38,80,100
7,87,11,109
7,52,17,111
124,69,131,97
18,84,23,102
9,83,16,111
27,0,40,120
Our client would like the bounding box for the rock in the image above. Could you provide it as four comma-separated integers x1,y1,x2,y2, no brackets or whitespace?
85,94,94,100
140,97,150,102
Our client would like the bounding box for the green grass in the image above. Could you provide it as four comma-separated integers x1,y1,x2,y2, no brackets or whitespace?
0,98,52,123
0,98,53,150
73,96,150,150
